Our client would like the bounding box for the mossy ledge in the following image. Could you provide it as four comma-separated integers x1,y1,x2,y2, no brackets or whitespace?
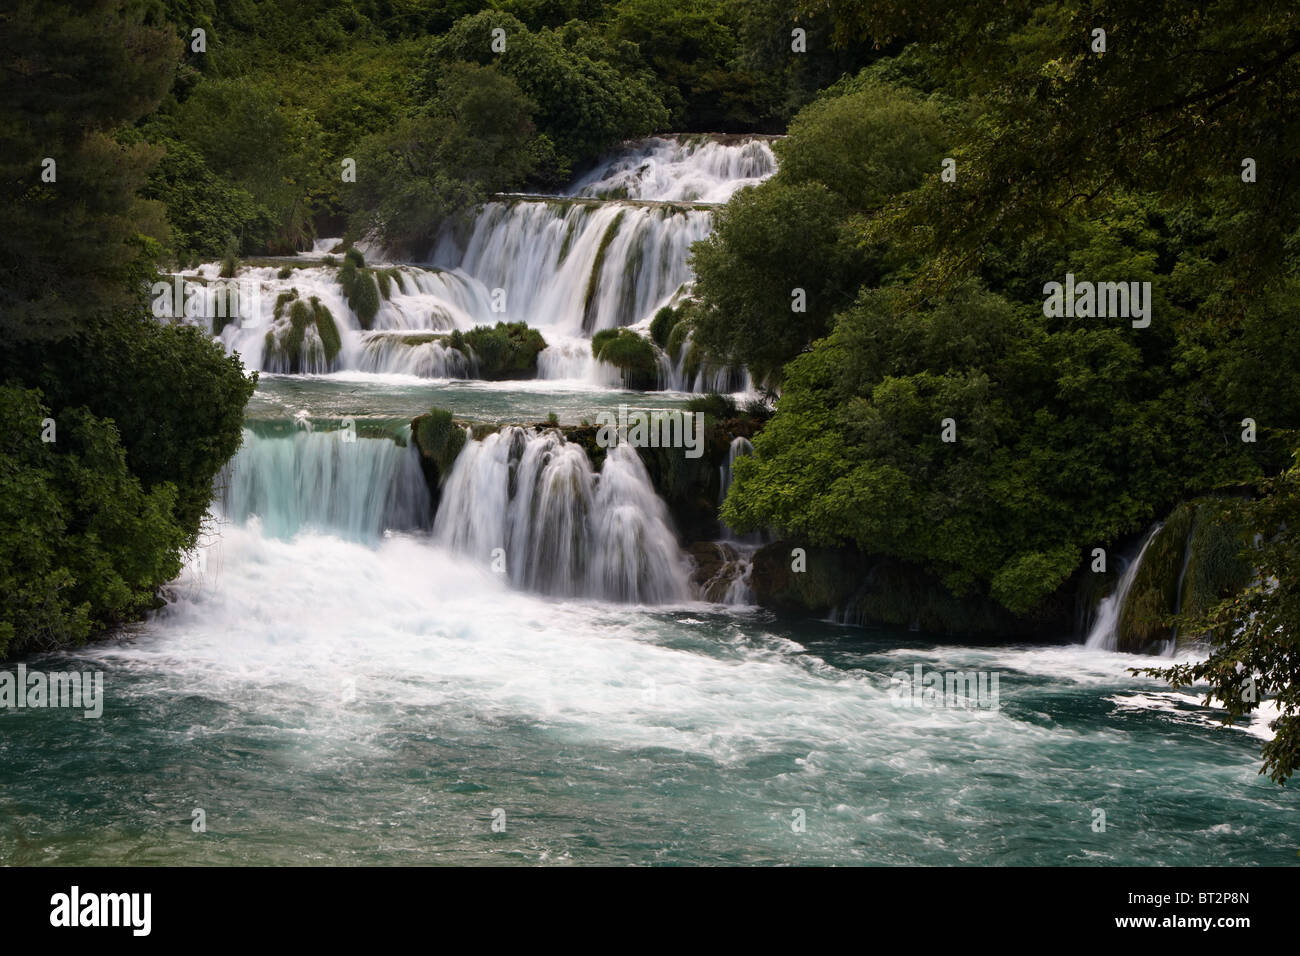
1115,498,1254,653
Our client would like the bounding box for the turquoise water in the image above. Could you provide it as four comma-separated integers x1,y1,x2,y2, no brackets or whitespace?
1,529,1292,866
1,379,1292,866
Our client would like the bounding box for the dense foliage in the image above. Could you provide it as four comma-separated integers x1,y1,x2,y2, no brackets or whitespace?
123,0,874,262
0,1,256,657
695,0,1300,778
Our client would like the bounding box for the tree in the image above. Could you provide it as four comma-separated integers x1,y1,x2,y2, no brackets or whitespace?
1140,453,1300,784
0,0,180,342
689,77,949,384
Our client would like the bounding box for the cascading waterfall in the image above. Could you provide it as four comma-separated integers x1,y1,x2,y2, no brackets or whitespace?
566,135,777,202
658,327,752,393
197,135,776,385
1084,524,1163,651
433,427,692,603
222,426,431,541
718,436,763,546
428,199,712,338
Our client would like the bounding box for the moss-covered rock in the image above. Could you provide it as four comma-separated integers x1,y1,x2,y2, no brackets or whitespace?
749,538,1068,636
411,406,468,502
749,540,869,614
1116,504,1196,653
650,305,680,348
591,327,658,389
337,249,381,329
263,292,341,372
349,271,381,329
1113,499,1256,653
1175,503,1253,647
687,541,752,602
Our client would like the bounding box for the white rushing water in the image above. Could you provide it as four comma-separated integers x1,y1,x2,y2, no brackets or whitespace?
1084,524,1164,651
433,427,692,603
197,135,776,386
222,427,431,541
427,199,712,339
565,135,777,203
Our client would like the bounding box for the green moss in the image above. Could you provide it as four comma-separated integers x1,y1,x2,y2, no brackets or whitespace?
349,271,381,330
685,393,738,421
277,265,292,279
310,297,341,364
1117,503,1196,653
393,332,441,346
1175,501,1254,646
591,327,657,389
344,248,365,269
666,315,692,362
273,289,299,320
375,267,404,300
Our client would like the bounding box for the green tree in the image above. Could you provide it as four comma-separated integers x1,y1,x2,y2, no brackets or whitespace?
690,77,949,384
1140,454,1300,784
0,0,180,342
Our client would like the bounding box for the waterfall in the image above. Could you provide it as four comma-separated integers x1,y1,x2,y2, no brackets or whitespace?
433,427,692,602
354,332,478,378
566,135,777,203
659,327,752,393
222,426,431,540
199,135,776,383
1084,524,1163,651
718,436,763,546
428,199,712,338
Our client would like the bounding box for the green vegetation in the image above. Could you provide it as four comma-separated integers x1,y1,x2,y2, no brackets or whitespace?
0,387,188,658
1,3,256,658
591,327,658,389
1141,459,1300,783
120,0,849,263
688,0,1300,780
463,322,548,379
265,295,342,372
413,406,468,479
685,393,737,421
0,6,253,653
649,306,680,348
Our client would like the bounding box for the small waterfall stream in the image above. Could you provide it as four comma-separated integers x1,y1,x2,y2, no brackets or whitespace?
1084,524,1163,651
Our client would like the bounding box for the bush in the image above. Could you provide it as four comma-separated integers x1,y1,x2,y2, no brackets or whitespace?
592,327,658,389
650,305,679,347
0,385,188,658
463,322,547,379
685,393,738,421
